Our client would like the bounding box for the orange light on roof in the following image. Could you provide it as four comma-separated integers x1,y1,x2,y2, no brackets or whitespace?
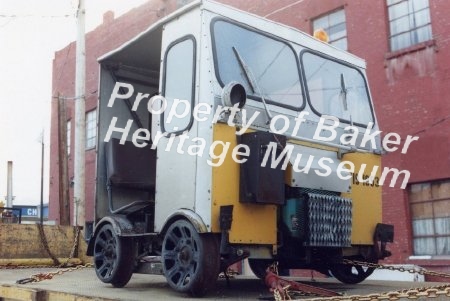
313,28,329,43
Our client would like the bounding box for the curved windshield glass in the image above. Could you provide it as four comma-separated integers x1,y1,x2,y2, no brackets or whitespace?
212,20,303,109
302,51,373,125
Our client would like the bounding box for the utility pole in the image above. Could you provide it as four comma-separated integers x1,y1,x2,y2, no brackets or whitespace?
74,0,86,228
40,131,44,225
57,94,70,225
6,161,13,208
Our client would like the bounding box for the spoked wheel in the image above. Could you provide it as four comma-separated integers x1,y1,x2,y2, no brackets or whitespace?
162,219,220,297
329,258,376,284
93,223,135,288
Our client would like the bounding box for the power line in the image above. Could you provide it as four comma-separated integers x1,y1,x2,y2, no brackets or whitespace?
0,14,74,18
0,18,13,28
265,0,306,18
52,43,73,96
409,115,450,137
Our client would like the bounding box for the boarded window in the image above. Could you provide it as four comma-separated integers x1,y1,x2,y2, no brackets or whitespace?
409,179,450,256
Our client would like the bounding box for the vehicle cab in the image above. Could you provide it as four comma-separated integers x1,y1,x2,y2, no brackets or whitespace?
87,0,393,296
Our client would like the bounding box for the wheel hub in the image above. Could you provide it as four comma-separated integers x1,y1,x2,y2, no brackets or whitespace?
178,245,193,266
104,245,114,258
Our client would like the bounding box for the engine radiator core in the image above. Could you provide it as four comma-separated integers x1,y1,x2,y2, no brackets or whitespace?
307,193,352,247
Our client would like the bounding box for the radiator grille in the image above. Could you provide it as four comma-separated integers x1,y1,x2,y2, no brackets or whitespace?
306,193,352,247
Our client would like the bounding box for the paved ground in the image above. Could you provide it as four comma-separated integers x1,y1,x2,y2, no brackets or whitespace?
0,268,447,300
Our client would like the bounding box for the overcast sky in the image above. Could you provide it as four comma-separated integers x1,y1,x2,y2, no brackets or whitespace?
0,0,148,206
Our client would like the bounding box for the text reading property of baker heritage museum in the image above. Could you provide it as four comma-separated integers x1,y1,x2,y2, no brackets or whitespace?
104,82,418,189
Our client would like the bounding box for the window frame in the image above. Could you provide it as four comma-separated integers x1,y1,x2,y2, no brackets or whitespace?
210,17,306,111
311,7,348,51
67,120,71,155
85,110,97,150
409,180,450,257
387,0,433,52
161,35,197,135
299,49,375,127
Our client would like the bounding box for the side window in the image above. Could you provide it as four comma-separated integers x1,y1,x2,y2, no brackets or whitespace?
162,37,196,134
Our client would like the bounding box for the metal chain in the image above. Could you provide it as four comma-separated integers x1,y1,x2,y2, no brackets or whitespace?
270,262,291,300
343,259,450,279
304,285,450,301
274,260,450,301
37,223,60,266
1,226,82,271
218,268,240,279
6,226,450,299
59,226,81,268
1,226,93,285
16,263,94,284
0,264,58,270
274,288,284,301
268,262,340,299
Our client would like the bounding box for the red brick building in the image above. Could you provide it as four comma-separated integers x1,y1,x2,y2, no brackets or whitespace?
50,0,450,277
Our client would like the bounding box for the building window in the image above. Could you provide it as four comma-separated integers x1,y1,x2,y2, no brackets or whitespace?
67,120,71,155
387,0,432,52
409,179,450,256
85,110,97,149
312,8,347,51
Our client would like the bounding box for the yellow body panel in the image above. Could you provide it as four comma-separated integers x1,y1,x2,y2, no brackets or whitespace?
211,124,277,245
342,153,382,245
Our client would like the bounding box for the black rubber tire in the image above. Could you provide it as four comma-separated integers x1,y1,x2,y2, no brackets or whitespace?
93,223,135,288
162,219,220,297
248,259,290,279
329,262,375,284
248,259,272,279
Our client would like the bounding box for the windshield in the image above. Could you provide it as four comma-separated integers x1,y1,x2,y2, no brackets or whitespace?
212,20,304,109
302,51,374,125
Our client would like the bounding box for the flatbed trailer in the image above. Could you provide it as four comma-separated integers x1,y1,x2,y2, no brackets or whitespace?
2,267,448,301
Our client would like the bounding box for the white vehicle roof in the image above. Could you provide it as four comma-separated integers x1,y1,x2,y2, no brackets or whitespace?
99,0,367,69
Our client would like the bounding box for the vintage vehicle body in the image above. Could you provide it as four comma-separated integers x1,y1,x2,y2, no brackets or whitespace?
87,0,393,296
